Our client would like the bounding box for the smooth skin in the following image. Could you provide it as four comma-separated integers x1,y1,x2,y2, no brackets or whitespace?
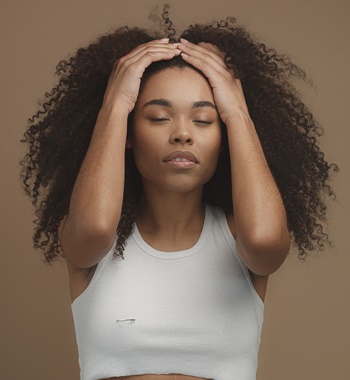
130,66,222,254
59,38,290,380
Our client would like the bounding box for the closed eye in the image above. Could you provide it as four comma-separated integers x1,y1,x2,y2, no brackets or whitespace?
149,118,170,123
194,120,213,125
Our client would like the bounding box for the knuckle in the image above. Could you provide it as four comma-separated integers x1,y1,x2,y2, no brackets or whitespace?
127,64,142,76
143,50,160,60
144,47,157,54
198,60,208,70
118,56,126,64
129,63,139,72
113,57,124,70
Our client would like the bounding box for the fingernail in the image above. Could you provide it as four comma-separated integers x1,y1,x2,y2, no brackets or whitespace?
181,52,189,58
160,38,169,42
180,38,189,44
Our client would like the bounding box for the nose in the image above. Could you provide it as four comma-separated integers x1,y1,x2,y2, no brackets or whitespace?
170,123,193,145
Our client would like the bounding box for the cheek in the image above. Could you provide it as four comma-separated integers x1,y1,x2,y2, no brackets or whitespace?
203,128,222,157
130,132,161,176
200,129,222,177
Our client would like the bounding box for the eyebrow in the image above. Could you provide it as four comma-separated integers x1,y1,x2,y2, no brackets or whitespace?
142,99,173,108
192,101,217,110
142,98,217,110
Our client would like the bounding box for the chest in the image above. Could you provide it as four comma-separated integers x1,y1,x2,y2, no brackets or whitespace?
73,239,263,357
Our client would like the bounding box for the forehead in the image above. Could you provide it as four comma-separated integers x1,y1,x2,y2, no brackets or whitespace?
137,67,215,106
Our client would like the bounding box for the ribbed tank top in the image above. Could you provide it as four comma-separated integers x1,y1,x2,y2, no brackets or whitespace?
71,205,264,380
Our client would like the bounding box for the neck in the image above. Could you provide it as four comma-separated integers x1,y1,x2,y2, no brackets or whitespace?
135,185,205,236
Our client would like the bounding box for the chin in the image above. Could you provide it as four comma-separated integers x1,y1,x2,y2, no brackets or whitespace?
162,178,207,194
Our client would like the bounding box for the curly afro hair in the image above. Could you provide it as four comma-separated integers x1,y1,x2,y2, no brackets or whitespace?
20,9,339,264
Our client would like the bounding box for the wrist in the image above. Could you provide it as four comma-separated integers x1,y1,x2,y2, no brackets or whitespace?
97,103,130,127
223,108,252,129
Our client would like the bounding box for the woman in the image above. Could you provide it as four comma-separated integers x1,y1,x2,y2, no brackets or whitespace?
20,14,338,380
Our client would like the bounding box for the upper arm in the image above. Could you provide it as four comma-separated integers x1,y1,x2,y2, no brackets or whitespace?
226,211,290,276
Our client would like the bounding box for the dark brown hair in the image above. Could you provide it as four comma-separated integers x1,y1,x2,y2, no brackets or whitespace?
20,11,339,263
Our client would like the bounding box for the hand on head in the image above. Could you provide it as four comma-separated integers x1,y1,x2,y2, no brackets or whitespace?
103,38,250,127
102,39,181,115
177,39,249,125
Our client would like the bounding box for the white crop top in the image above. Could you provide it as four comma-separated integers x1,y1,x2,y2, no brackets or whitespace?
71,205,264,380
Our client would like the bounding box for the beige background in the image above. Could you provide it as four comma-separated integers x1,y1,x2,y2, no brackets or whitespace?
1,0,349,379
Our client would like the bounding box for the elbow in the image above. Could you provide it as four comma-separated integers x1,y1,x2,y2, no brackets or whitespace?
238,228,291,276
59,216,117,269
63,230,116,269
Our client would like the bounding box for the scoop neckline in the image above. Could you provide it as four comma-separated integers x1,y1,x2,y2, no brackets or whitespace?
132,204,213,260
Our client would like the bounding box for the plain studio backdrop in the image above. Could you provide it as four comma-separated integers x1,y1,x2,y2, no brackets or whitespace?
1,0,349,379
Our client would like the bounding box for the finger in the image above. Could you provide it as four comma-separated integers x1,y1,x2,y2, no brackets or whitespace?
122,38,172,60
107,47,180,89
179,51,231,83
198,42,226,61
179,46,227,76
124,45,181,69
113,46,180,78
116,49,180,82
134,49,180,67
179,40,238,81
179,39,226,69
112,39,176,70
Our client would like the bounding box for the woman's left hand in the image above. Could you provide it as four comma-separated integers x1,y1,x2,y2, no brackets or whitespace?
178,39,250,125
179,39,290,277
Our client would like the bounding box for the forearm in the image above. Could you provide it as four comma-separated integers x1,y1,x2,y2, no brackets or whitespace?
226,111,290,269
70,109,127,230
58,40,181,267
60,108,128,264
176,39,289,273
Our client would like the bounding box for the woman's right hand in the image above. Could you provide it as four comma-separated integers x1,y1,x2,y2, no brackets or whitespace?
59,39,181,269
101,38,181,115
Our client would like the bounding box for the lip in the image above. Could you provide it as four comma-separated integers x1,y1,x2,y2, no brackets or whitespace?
163,151,199,163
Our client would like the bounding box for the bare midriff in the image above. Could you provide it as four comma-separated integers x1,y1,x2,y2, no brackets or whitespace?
101,375,210,380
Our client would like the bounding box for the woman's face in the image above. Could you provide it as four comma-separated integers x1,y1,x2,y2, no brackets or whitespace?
129,66,222,194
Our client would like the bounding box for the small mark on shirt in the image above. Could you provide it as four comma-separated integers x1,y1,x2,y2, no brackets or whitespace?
116,318,136,324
